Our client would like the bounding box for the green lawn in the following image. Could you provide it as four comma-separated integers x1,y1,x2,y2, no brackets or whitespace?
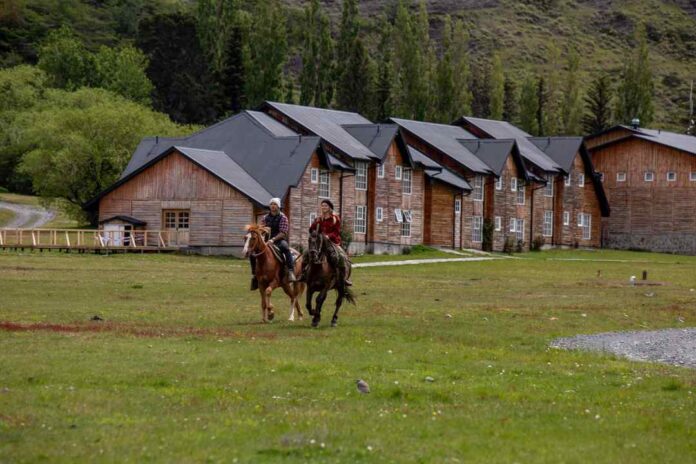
0,250,694,463
0,208,16,227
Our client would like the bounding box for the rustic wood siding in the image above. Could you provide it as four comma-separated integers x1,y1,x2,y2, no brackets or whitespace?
98,151,253,246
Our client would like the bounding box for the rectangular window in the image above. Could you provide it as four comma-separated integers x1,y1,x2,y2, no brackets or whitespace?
376,207,383,223
515,219,524,241
163,210,189,229
544,175,554,197
309,212,317,225
543,210,553,237
617,172,626,182
473,175,484,201
318,169,330,198
578,173,585,187
472,216,483,243
454,199,461,214
401,210,412,237
511,177,518,192
164,211,177,229
516,181,525,205
494,216,502,231
667,171,676,182
355,161,368,190
644,171,654,182
565,175,571,187
579,213,591,240
690,172,696,181
377,164,385,179
563,211,570,226
310,168,318,184
394,208,403,223
395,165,402,180
355,205,367,234
495,176,503,190
402,168,412,194
509,218,516,233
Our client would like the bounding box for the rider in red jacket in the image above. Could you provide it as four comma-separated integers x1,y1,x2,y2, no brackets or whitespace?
302,199,351,286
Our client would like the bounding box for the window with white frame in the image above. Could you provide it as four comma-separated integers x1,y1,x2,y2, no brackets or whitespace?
543,210,553,237
544,175,554,197
454,198,461,215
395,165,402,180
617,172,627,182
377,164,385,178
309,212,317,225
690,172,696,181
355,161,368,190
494,216,502,231
667,171,676,182
472,216,483,243
473,175,484,201
402,168,412,194
511,177,518,192
516,181,525,205
495,176,503,190
394,208,403,223
578,173,585,187
318,169,330,198
376,207,383,223
563,211,570,226
578,213,591,240
310,168,318,184
644,171,654,182
565,175,571,187
401,210,412,237
509,218,516,233
354,205,367,234
511,218,524,241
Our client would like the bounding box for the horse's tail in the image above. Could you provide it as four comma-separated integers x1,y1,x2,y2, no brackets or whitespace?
343,286,357,305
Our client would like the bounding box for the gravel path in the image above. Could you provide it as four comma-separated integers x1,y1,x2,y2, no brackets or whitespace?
551,328,696,369
353,256,497,268
0,201,55,228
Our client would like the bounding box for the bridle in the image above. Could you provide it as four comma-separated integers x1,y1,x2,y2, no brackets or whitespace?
309,231,326,264
245,228,269,258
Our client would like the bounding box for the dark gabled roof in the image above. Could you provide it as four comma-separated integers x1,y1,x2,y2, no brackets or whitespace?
389,118,492,174
587,125,696,156
327,153,354,171
246,110,299,136
407,146,471,191
262,101,377,161
529,137,584,173
458,139,516,177
342,124,399,160
121,136,187,179
456,116,562,173
99,215,147,226
87,112,320,208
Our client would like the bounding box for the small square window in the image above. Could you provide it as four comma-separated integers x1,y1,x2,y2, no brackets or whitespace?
563,211,570,226
403,210,413,223
644,171,654,182
494,216,502,231
509,218,516,233
578,173,585,187
564,175,571,187
495,177,503,190
511,177,517,192
617,172,626,182
310,168,319,184
394,208,403,223
395,165,402,180
376,207,383,223
667,171,676,182
454,199,461,214
377,164,385,179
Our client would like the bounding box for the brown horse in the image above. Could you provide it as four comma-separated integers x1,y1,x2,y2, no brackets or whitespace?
305,230,355,327
242,224,305,323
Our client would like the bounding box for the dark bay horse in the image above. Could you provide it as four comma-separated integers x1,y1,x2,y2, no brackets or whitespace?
243,224,305,323
305,230,355,327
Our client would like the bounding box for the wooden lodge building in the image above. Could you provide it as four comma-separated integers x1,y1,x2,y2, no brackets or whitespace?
87,102,609,256
586,125,696,254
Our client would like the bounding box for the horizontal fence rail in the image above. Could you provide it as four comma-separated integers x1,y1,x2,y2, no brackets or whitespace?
0,229,183,250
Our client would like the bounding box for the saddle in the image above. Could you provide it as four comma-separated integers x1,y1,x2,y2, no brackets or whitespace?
268,243,300,265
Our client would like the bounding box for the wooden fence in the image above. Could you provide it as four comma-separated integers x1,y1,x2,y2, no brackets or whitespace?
0,229,181,251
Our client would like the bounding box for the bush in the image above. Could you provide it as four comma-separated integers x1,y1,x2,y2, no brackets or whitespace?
340,220,352,251
402,246,412,255
531,235,545,251
503,236,515,254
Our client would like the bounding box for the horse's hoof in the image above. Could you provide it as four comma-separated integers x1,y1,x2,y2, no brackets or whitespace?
331,321,337,328
268,313,275,321
311,320,319,328
288,317,294,322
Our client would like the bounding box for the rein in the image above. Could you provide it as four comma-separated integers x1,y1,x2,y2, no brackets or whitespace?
250,230,269,257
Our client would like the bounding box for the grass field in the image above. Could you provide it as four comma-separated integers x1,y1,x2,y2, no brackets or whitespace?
0,249,694,463
0,208,16,227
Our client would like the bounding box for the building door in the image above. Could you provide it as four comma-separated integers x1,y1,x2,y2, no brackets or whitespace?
163,210,190,246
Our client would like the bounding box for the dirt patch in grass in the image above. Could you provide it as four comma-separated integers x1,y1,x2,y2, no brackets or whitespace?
0,321,282,339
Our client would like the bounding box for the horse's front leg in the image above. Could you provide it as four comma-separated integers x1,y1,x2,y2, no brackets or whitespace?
265,286,275,322
281,284,297,322
259,287,268,323
306,288,315,316
312,289,328,328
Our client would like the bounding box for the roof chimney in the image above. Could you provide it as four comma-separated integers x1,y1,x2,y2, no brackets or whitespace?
631,118,640,129
155,135,159,144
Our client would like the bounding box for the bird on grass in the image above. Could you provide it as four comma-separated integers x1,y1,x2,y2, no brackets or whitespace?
356,379,370,394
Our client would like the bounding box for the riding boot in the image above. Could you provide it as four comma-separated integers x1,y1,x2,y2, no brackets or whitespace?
287,267,297,282
342,261,353,287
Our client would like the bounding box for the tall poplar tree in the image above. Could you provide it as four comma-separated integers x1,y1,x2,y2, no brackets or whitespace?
615,23,654,126
488,52,504,120
583,73,613,134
